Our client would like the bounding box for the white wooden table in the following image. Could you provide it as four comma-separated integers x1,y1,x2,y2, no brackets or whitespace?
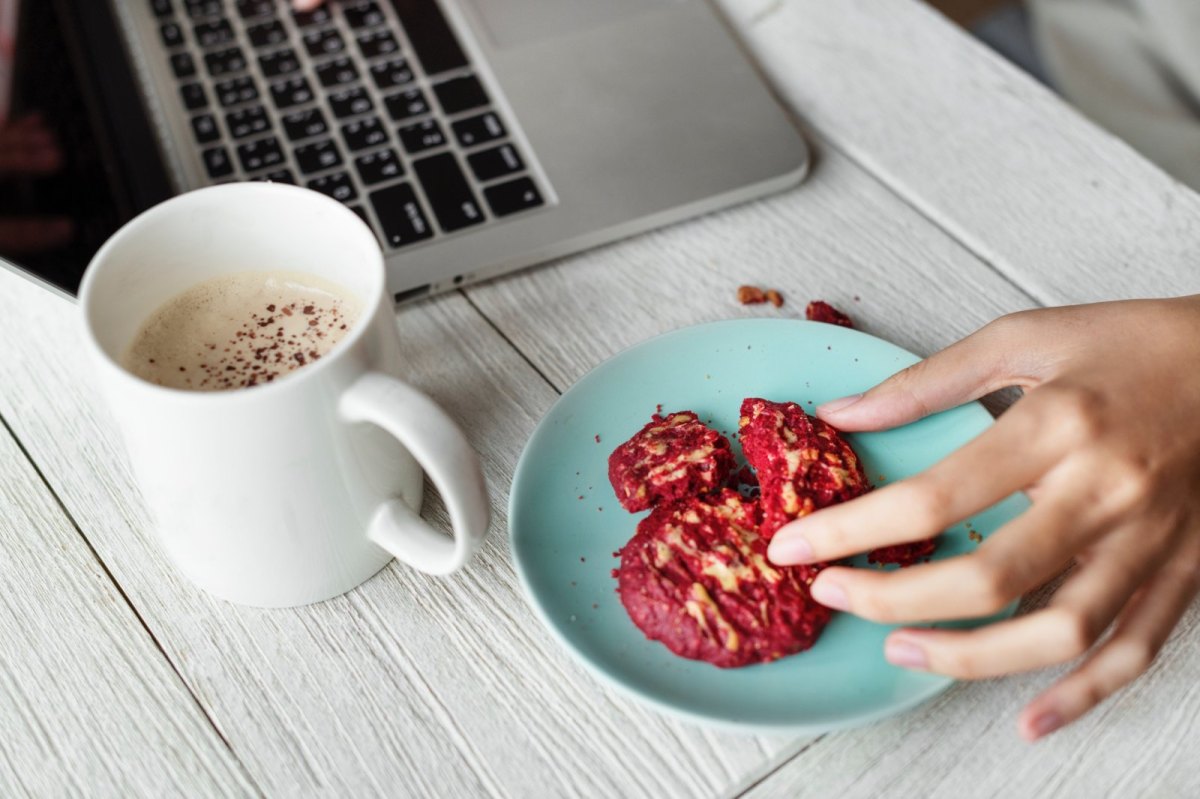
3,1,1199,796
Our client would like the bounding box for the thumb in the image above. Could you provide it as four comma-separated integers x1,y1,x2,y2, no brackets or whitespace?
817,315,1033,431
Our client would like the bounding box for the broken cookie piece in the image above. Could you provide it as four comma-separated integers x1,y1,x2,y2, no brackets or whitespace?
738,398,871,537
608,411,735,513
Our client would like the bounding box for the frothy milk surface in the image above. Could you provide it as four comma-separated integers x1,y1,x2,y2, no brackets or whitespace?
122,271,361,391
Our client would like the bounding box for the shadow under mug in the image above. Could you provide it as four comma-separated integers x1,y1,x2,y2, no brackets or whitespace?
78,183,490,607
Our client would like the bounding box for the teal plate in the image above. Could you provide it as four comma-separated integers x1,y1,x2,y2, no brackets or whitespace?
510,319,1027,733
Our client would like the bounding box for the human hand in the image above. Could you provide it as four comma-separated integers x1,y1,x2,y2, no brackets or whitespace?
0,112,73,253
767,298,1200,741
291,0,325,10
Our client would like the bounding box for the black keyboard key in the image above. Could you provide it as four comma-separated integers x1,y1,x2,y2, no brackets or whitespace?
316,57,358,87
412,152,484,232
191,113,221,144
170,52,197,78
384,88,429,121
260,168,296,184
248,19,288,48
303,28,345,57
292,5,331,27
329,87,373,118
347,205,370,228
180,82,209,110
194,19,234,48
282,108,329,140
270,76,314,109
202,145,234,178
467,143,523,181
433,75,488,115
345,2,386,29
185,0,222,18
236,136,285,172
388,0,467,75
215,75,259,107
205,46,247,77
151,0,174,17
307,171,358,203
370,58,413,90
226,106,271,138
294,139,343,173
484,177,543,217
259,48,300,77
370,182,433,247
452,112,504,148
237,0,274,19
355,148,403,185
161,22,185,48
398,118,445,153
341,117,388,151
357,30,399,59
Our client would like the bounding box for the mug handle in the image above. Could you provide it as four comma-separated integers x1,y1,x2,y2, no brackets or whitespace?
339,372,490,575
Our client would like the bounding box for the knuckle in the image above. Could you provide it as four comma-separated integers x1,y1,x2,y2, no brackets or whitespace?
965,557,1018,614
1041,385,1106,443
882,365,935,419
901,479,953,531
851,585,898,623
984,310,1035,338
937,646,985,679
1111,639,1156,679
1102,456,1156,513
818,528,858,561
1182,560,1200,594
817,528,848,557
1080,680,1109,711
1049,608,1098,659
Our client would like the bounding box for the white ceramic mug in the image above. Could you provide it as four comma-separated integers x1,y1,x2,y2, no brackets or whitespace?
78,183,490,607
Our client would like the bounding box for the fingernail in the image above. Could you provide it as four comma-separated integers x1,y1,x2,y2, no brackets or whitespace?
810,579,849,611
1029,711,1063,740
884,636,929,670
817,393,863,415
767,532,814,564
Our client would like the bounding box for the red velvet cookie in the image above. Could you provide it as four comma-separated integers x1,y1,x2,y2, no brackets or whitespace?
615,490,831,668
608,411,735,513
738,398,870,536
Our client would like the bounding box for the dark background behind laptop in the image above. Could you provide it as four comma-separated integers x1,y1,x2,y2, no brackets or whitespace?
2,0,171,296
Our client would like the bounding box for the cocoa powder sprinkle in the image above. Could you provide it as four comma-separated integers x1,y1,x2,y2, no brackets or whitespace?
153,299,351,390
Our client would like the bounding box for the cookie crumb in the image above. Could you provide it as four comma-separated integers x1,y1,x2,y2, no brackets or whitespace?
737,285,767,304
806,300,855,328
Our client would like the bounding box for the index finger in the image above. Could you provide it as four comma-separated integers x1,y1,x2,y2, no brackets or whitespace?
768,391,1057,565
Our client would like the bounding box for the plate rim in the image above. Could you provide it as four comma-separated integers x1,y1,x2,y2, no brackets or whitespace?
509,318,1000,733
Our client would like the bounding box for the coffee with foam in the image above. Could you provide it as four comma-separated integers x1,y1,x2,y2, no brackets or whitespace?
122,271,361,391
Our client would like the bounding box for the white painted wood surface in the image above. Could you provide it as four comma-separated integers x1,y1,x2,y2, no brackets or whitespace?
723,0,1200,306
1,1,1198,796
0,426,253,797
0,272,797,797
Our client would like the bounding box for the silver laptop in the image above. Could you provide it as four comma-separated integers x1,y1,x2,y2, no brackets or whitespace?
2,0,808,303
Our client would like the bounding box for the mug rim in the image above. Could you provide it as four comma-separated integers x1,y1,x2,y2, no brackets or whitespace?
78,182,386,402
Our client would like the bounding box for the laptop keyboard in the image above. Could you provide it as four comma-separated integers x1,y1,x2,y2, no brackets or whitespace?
149,0,546,251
